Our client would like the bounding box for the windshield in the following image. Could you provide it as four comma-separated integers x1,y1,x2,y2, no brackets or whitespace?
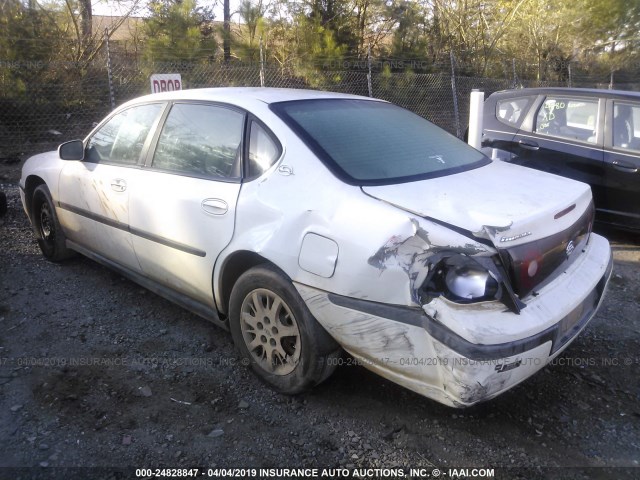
270,99,489,185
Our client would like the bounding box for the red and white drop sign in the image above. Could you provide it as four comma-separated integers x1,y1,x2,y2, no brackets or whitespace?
150,74,182,93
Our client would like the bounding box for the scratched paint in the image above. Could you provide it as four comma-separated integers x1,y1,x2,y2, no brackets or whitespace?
368,218,489,303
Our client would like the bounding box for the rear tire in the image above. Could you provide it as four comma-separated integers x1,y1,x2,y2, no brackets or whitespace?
229,265,339,394
32,185,74,262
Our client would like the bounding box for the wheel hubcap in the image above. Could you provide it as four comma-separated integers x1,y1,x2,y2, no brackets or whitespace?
40,203,54,242
240,289,301,375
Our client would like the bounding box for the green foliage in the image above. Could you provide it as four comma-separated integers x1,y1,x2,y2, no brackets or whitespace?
3,0,640,84
236,0,267,62
388,1,430,60
143,0,217,63
0,1,62,64
579,0,640,73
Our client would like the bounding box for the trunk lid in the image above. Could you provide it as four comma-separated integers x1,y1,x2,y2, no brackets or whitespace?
362,160,592,245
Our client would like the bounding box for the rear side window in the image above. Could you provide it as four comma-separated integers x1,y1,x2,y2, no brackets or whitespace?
612,102,640,150
271,99,488,185
86,103,163,165
152,103,244,179
496,97,533,127
535,97,598,144
247,121,281,179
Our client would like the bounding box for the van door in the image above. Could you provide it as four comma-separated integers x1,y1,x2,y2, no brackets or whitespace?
512,95,606,204
601,100,640,229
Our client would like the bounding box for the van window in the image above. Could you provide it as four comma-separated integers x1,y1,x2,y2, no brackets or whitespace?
535,97,598,144
496,97,534,127
613,102,640,150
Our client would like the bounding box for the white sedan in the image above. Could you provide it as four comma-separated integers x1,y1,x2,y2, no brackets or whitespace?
20,88,612,407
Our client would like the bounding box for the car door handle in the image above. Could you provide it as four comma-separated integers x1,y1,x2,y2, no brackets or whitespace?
612,160,638,173
201,198,228,215
518,140,539,151
110,179,127,192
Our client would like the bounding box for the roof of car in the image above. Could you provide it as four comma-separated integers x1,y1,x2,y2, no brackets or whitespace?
127,87,380,107
488,87,640,100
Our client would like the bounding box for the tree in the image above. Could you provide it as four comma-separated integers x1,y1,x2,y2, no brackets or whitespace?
237,0,267,62
497,0,580,81
577,0,640,77
78,0,92,45
0,0,61,64
388,1,430,61
54,0,143,63
143,0,217,63
223,0,231,61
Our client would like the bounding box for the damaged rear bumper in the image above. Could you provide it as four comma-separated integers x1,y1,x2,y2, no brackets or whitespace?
295,234,612,407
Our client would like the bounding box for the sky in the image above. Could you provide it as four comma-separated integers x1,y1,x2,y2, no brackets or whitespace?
92,0,243,20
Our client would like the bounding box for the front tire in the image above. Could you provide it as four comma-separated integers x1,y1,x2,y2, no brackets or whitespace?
31,184,74,262
229,265,339,394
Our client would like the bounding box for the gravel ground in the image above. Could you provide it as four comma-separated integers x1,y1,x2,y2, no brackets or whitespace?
0,168,639,480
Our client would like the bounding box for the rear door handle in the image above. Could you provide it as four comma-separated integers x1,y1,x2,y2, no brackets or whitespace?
612,160,638,173
518,140,539,151
201,198,228,215
110,179,127,192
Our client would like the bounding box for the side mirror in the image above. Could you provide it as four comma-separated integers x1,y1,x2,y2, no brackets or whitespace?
58,140,84,160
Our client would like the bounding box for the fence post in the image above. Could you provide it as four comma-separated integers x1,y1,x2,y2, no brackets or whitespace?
609,70,614,90
259,35,265,87
105,28,115,110
567,62,572,88
450,51,461,138
367,44,373,97
512,58,518,88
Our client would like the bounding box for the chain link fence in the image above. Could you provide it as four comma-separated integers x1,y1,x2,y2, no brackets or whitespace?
1,53,639,162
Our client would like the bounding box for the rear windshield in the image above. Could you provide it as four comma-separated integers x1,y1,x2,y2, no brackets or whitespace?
270,99,489,185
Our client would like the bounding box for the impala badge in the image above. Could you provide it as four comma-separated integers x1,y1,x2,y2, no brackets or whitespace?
500,231,532,242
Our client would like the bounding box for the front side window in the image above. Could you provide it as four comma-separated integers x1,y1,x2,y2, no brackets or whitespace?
86,103,163,164
152,103,244,179
612,102,640,150
496,97,533,127
535,97,598,144
271,99,488,185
